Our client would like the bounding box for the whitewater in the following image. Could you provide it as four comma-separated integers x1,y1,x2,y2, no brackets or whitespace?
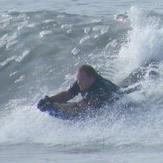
0,0,163,163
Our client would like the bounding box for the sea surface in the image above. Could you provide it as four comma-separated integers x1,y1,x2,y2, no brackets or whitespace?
0,0,163,163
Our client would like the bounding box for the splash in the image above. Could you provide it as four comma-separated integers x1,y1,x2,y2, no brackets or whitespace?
0,7,163,153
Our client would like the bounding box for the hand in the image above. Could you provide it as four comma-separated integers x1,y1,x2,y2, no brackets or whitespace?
37,95,52,111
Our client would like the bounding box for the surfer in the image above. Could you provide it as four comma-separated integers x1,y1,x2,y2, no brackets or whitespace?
37,65,121,118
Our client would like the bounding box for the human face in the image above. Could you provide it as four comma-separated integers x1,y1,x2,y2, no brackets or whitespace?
76,70,96,91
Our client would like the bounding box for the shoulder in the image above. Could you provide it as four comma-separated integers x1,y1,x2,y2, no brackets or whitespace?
100,77,119,90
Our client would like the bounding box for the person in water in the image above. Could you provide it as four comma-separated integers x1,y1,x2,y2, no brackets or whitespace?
38,65,120,117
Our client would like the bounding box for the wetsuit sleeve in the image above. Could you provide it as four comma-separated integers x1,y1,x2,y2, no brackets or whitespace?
68,81,80,96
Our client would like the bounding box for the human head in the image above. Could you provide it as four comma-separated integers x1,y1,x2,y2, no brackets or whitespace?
77,64,99,91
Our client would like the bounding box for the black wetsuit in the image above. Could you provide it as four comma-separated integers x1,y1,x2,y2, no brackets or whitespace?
68,76,120,108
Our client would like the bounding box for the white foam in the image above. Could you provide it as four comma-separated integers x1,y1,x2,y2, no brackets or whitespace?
114,7,163,82
15,50,30,62
39,30,52,38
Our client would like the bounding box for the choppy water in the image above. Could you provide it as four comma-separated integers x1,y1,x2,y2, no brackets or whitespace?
0,1,163,163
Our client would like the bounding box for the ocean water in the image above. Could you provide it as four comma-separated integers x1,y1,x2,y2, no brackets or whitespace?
0,0,163,163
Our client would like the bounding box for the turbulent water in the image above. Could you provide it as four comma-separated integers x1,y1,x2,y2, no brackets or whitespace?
1,0,163,163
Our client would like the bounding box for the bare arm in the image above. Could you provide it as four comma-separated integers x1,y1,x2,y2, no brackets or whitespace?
50,91,74,103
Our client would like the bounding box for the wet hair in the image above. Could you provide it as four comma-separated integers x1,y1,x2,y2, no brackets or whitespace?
79,65,100,78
